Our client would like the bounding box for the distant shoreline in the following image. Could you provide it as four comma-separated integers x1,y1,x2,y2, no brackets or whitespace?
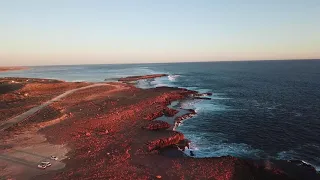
0,66,28,72
1,59,319,68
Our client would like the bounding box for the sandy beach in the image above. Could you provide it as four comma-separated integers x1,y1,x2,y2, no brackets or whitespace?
0,75,319,180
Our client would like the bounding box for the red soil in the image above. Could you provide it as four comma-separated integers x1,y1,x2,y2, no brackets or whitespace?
0,78,90,122
142,120,171,131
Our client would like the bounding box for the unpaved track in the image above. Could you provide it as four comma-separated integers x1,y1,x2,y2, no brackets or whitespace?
0,83,111,131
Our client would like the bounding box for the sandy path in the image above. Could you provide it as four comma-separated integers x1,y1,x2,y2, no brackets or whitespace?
0,83,111,131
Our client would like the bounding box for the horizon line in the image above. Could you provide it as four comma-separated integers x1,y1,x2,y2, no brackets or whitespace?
1,58,320,67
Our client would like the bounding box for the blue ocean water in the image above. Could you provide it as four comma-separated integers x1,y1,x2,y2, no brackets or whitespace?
1,60,320,170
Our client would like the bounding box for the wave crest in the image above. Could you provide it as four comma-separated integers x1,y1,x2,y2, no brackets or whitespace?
168,74,180,81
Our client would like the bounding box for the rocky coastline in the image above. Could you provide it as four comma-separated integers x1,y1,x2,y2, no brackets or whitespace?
0,66,28,72
0,75,319,180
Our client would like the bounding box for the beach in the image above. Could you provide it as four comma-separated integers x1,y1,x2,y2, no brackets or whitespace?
1,74,319,180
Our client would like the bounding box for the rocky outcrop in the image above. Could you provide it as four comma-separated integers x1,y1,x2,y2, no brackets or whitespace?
193,92,212,97
191,92,212,100
147,132,185,151
176,139,191,150
144,107,179,121
163,107,178,117
175,109,196,123
143,120,170,131
119,74,168,82
143,111,164,121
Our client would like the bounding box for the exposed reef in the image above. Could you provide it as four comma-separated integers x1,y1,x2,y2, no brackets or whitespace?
118,74,168,82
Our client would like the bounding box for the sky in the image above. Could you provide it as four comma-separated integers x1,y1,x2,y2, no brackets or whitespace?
0,0,319,66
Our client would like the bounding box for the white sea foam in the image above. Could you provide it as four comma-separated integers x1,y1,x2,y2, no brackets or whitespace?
168,74,180,81
276,150,298,160
149,76,177,88
136,79,153,89
180,99,228,113
196,88,213,94
182,133,262,158
300,160,320,172
298,161,320,172
179,99,201,109
71,80,86,82
276,150,320,172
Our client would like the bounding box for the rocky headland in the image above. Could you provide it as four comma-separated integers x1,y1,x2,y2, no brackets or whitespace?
0,66,28,72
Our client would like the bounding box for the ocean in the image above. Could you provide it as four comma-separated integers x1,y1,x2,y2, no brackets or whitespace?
1,60,320,170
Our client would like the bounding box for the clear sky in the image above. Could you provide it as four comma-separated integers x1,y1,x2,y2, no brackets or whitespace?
0,0,319,66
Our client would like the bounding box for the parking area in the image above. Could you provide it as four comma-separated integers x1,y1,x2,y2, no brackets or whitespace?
0,128,68,180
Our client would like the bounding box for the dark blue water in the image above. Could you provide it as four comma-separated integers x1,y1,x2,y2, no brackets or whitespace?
1,60,320,170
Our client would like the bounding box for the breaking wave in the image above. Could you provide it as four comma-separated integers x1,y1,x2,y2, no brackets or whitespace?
168,74,180,81
183,133,263,159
